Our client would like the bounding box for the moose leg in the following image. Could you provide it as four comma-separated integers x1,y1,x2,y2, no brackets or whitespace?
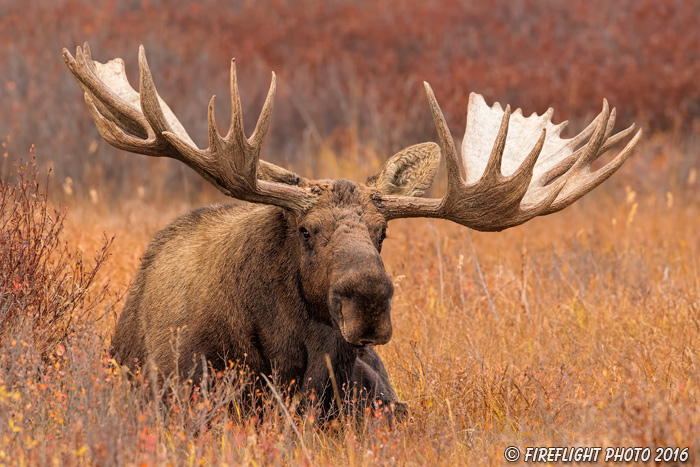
352,347,408,420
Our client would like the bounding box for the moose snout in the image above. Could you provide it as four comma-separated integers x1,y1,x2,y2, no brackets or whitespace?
329,271,394,346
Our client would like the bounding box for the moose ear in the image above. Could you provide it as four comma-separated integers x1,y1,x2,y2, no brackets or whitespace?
366,142,441,197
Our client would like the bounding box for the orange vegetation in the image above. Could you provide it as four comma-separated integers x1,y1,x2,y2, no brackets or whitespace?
1,0,699,465
1,132,698,464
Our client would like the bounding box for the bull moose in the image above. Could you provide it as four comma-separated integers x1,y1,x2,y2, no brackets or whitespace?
63,43,641,417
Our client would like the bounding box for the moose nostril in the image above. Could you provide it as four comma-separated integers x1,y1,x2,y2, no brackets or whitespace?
360,339,374,346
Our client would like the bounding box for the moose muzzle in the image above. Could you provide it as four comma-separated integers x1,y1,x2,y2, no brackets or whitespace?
329,269,394,346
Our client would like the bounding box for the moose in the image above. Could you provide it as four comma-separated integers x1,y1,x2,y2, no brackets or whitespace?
63,43,641,418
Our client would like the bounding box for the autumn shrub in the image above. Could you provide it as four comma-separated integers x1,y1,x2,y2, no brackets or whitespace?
2,0,699,199
0,151,111,358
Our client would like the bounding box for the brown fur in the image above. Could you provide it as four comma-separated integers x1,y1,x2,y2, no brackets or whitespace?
111,145,440,416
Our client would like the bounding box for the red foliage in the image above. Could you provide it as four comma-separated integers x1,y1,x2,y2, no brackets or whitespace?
0,153,112,358
0,0,698,193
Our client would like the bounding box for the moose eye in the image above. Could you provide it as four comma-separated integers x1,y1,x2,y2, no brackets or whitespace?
299,227,311,240
378,230,387,250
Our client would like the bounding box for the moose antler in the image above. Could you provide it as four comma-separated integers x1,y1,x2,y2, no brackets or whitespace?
376,83,642,231
62,43,316,212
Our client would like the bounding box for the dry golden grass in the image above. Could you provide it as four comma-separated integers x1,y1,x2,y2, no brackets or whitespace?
1,135,698,465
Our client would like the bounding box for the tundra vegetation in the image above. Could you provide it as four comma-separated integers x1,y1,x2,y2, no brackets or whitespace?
1,1,699,465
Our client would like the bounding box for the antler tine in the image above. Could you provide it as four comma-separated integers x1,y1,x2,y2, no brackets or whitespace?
227,59,247,146
539,122,636,188
545,107,606,166
138,45,174,139
64,45,151,140
423,82,463,192
250,72,277,148
508,128,547,195
80,42,99,77
483,105,512,179
535,100,609,187
605,107,617,140
599,123,636,154
578,99,610,167
544,128,642,214
207,96,223,153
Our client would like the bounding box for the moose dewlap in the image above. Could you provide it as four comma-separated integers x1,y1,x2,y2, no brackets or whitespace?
63,43,641,417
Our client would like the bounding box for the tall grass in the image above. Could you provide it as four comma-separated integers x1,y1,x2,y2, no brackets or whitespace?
0,134,698,464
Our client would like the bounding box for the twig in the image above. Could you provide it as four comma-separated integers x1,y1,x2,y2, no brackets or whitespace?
325,354,346,424
466,231,499,323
